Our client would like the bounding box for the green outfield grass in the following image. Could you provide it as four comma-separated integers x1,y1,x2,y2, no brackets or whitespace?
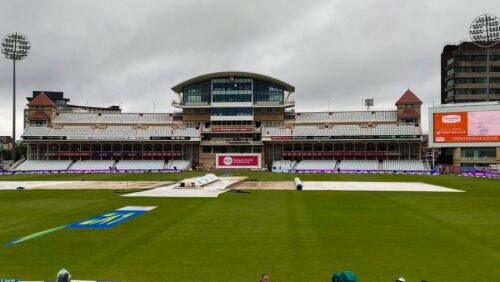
0,173,499,281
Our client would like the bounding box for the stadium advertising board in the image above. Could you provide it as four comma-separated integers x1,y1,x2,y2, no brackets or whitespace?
282,151,385,157
429,104,500,147
270,135,419,140
212,127,254,132
215,153,261,169
434,111,500,143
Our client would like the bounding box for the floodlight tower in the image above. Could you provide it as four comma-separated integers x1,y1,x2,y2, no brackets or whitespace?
1,33,31,162
469,14,500,101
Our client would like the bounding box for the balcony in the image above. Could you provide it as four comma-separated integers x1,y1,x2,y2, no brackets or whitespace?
171,100,211,108
201,140,263,146
202,126,260,133
253,100,295,107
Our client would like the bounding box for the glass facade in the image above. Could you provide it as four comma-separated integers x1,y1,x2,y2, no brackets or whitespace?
212,78,252,103
461,147,496,160
455,89,486,95
253,79,284,103
454,66,487,73
180,76,286,105
183,81,211,104
455,77,487,84
211,107,253,116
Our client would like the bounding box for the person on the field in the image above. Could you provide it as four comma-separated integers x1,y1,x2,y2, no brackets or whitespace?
396,278,406,282
259,273,270,282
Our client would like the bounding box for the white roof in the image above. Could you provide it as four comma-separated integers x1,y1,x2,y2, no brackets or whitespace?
22,126,200,140
263,124,420,137
52,113,176,124
292,111,397,123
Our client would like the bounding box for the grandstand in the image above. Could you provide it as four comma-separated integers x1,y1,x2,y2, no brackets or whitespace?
12,159,191,172
18,72,424,173
293,111,397,123
339,160,379,171
167,160,191,171
272,160,296,173
23,126,199,141
293,160,337,171
14,160,73,171
114,160,165,171
52,113,175,125
269,159,430,173
262,124,420,137
383,160,427,171
70,160,116,171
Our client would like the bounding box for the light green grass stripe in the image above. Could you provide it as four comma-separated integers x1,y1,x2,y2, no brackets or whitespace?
6,225,67,246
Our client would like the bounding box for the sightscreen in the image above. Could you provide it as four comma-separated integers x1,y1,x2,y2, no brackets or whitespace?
433,110,500,143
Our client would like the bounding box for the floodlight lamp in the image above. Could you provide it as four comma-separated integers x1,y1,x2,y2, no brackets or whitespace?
1,32,31,60
469,14,500,47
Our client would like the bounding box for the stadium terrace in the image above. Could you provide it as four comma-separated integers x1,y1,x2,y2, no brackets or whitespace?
15,71,428,173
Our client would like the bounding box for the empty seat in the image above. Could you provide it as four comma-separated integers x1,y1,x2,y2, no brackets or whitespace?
339,160,379,171
272,160,297,173
70,160,115,170
165,160,191,171
293,111,398,123
382,160,427,171
14,160,72,171
115,160,165,170
293,160,337,171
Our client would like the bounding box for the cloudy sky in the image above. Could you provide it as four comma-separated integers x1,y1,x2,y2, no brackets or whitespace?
0,0,499,138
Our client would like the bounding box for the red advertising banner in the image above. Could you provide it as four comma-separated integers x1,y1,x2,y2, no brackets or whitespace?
50,151,182,157
142,151,182,157
271,136,292,140
282,151,385,157
212,127,254,132
433,111,500,143
216,153,261,169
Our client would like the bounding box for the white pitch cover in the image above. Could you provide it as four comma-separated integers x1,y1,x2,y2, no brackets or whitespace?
117,206,157,211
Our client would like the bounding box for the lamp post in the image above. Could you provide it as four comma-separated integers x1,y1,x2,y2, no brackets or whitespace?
1,33,31,162
469,14,500,101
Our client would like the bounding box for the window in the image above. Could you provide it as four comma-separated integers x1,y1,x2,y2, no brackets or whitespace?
253,80,284,103
461,147,496,159
455,66,486,73
183,81,211,105
455,77,486,84
29,120,47,127
212,94,252,102
455,88,486,95
211,108,253,116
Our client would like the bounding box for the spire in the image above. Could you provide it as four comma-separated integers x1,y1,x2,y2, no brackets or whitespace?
396,89,422,106
27,92,56,107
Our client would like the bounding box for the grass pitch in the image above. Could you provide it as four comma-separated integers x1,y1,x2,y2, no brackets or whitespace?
0,172,499,281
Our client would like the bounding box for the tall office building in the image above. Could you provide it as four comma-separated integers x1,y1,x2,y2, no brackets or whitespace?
434,42,500,170
441,41,500,104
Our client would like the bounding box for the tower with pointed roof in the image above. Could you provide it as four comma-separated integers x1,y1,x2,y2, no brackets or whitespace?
25,92,57,127
395,89,422,126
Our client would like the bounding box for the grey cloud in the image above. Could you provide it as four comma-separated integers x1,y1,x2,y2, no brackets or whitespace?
0,0,499,138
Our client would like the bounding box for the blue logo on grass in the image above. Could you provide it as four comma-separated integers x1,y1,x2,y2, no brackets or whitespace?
6,206,156,246
66,210,144,229
67,206,156,229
